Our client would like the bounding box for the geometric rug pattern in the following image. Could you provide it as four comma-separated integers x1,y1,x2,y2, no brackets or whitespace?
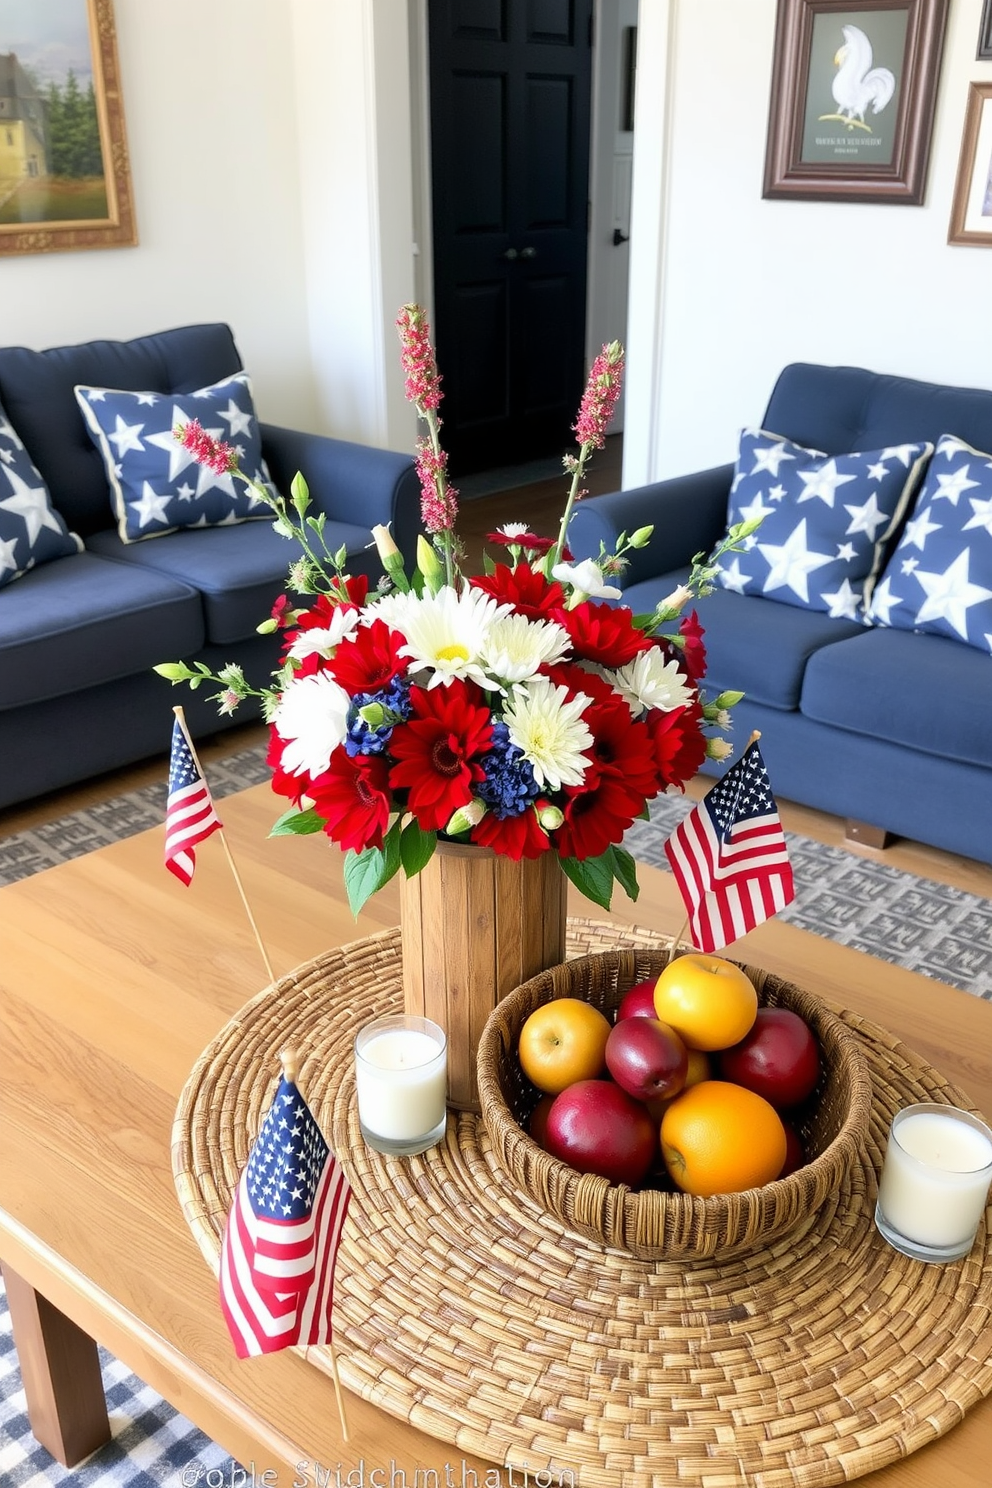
1,744,990,1486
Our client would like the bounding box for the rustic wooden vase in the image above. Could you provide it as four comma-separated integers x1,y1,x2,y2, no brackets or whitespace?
400,842,567,1112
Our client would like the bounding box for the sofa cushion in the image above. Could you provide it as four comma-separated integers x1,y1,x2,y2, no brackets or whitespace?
87,517,376,647
75,372,277,543
0,395,82,589
801,626,992,769
621,567,864,710
0,551,204,709
0,323,244,538
866,434,992,653
712,428,930,618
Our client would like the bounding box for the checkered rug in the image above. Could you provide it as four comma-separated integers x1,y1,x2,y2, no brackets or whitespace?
1,746,990,1485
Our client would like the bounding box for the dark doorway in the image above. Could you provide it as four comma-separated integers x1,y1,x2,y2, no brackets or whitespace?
427,0,593,475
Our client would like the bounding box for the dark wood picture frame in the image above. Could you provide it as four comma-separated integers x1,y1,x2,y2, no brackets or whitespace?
0,0,136,257
763,0,949,205
979,0,992,61
948,82,992,246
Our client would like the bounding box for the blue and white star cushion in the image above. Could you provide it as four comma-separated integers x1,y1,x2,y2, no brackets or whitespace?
0,396,82,590
712,428,932,619
74,372,278,544
867,434,992,654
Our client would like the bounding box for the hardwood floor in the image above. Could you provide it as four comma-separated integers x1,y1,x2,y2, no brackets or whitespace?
2,432,989,904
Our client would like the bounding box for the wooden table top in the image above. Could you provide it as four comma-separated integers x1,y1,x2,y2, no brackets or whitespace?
1,782,990,1487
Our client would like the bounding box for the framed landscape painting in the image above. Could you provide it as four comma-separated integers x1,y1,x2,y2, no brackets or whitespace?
763,0,949,204
0,0,136,255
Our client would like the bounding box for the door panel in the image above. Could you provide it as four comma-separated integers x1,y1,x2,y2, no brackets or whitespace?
429,0,592,473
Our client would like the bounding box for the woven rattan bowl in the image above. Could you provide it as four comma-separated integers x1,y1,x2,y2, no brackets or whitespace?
477,945,873,1261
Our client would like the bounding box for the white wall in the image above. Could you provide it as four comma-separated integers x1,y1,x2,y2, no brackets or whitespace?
626,0,992,483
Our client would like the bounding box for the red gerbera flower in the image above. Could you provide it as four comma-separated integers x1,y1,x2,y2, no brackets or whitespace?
266,723,308,804
470,563,567,622
554,770,641,861
541,660,615,705
329,617,407,695
471,807,551,860
308,750,391,853
678,610,707,683
556,601,653,668
388,679,493,832
646,699,707,791
580,692,661,801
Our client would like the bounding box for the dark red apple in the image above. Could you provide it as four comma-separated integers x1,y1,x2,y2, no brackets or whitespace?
605,1017,688,1103
719,1007,820,1109
528,1093,555,1148
544,1079,656,1186
615,980,659,1021
779,1122,805,1177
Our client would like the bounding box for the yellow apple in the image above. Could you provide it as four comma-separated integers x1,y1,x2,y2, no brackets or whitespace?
652,954,757,1052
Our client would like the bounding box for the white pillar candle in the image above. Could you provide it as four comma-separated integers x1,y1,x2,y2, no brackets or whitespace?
355,1015,447,1156
876,1103,992,1262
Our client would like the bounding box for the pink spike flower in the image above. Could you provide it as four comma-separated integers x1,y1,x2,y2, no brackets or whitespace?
573,341,625,451
416,440,458,534
396,304,442,413
175,419,239,475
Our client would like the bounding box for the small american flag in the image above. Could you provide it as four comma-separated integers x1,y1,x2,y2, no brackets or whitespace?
664,739,794,952
219,1074,351,1359
165,718,222,885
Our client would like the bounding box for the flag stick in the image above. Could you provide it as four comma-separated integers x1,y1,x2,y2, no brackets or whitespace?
282,1048,350,1442
173,707,276,985
671,915,693,957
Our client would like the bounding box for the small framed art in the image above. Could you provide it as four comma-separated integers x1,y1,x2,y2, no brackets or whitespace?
948,82,992,246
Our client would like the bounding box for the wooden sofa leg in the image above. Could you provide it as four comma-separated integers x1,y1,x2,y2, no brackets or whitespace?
845,820,893,850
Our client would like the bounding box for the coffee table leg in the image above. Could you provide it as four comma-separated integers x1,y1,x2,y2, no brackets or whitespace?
2,1262,111,1467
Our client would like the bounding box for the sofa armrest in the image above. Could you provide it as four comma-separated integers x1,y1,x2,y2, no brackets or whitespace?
567,463,734,589
260,423,422,564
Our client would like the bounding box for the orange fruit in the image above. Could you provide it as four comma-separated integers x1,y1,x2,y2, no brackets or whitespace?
517,997,611,1095
653,954,757,1051
660,1080,787,1196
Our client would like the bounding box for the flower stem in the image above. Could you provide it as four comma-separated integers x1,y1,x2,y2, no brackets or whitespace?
550,442,591,571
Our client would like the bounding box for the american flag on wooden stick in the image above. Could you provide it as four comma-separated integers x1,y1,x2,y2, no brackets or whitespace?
164,717,222,885
219,1069,351,1359
664,738,794,952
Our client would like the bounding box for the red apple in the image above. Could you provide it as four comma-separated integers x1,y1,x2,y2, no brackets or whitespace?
605,1017,688,1103
615,980,659,1021
779,1122,805,1177
544,1079,656,1187
718,1007,820,1109
528,1093,555,1149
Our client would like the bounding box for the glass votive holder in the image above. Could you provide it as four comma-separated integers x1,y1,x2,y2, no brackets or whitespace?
874,1102,992,1264
354,1014,447,1157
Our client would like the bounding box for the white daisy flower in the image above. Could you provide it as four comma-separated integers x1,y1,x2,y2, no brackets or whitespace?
393,586,511,688
614,649,694,717
479,613,571,685
364,589,414,634
286,604,360,662
551,558,623,601
271,671,351,778
503,677,594,791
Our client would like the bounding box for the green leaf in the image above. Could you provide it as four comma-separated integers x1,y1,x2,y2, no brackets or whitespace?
483,551,497,576
269,806,326,837
560,852,614,911
400,818,437,878
607,844,640,903
632,612,658,629
378,817,403,889
343,846,387,917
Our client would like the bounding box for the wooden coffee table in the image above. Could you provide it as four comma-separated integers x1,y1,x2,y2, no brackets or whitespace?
1,783,990,1486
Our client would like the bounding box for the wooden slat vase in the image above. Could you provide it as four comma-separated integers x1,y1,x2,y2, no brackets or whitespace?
400,842,567,1111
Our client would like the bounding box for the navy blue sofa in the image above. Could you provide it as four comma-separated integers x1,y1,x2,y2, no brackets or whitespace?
569,363,992,868
0,323,420,810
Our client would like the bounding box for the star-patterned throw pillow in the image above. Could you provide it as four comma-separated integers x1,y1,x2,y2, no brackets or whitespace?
712,428,932,619
74,373,278,543
866,434,992,654
0,395,82,590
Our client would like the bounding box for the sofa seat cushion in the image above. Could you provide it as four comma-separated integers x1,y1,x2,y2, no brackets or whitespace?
87,518,375,646
801,627,992,768
622,568,864,710
0,551,203,709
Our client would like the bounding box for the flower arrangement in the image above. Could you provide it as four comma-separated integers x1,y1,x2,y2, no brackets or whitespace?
157,308,758,915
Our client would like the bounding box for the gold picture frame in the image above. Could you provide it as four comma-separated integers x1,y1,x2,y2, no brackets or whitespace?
948,82,992,246
0,0,136,256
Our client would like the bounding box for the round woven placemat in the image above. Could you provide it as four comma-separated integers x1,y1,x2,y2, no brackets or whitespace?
173,921,992,1488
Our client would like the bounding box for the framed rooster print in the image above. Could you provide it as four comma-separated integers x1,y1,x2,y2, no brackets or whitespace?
763,0,949,204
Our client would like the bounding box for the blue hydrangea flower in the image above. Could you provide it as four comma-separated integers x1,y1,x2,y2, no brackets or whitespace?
478,721,540,818
345,677,412,756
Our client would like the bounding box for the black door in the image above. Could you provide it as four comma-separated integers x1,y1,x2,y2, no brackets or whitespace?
428,0,593,474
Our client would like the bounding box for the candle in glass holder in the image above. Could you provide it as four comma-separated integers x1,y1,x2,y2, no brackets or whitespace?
354,1014,447,1156
875,1102,992,1263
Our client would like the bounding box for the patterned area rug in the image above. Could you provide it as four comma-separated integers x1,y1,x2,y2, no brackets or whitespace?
1,746,990,1486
